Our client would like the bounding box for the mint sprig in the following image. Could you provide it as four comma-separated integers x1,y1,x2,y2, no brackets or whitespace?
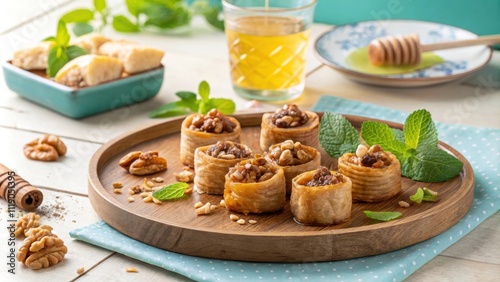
361,109,463,182
363,211,402,222
46,20,88,77
149,80,235,118
152,182,189,201
319,112,359,158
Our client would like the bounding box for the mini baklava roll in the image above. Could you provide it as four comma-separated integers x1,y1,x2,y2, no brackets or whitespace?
71,33,111,54
98,40,164,74
224,157,286,215
338,144,401,202
54,55,123,87
194,141,252,195
290,166,352,226
266,140,321,195
12,41,55,70
260,104,319,152
180,109,241,167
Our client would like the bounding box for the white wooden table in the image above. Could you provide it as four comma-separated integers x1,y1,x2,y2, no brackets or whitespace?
0,1,499,281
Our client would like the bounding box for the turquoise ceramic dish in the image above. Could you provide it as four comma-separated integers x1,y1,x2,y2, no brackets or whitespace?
2,62,164,119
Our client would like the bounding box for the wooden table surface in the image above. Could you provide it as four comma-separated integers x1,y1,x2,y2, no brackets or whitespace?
0,1,499,281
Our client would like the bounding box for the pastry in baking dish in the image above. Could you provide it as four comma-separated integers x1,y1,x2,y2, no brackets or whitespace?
260,104,319,152
180,109,241,167
266,140,321,195
224,157,286,215
290,166,352,225
194,141,253,195
11,41,55,70
54,55,123,87
71,33,111,54
338,144,401,202
98,40,164,74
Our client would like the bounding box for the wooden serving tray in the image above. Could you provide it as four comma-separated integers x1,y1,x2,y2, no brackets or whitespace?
88,113,474,263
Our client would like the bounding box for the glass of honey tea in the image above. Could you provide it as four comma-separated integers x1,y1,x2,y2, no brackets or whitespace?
222,0,317,101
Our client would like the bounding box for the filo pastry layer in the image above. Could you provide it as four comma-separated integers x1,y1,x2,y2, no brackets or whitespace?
338,152,401,202
290,170,352,225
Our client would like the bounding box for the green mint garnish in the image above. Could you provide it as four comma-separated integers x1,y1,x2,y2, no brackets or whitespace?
410,187,439,203
361,109,463,182
409,188,424,203
149,80,235,118
152,182,189,201
319,112,359,158
363,211,402,222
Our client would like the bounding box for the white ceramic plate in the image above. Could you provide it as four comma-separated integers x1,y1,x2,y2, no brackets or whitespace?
314,20,493,87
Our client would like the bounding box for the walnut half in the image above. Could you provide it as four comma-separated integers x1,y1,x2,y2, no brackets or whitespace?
15,212,41,237
17,225,68,270
119,151,167,175
23,134,67,162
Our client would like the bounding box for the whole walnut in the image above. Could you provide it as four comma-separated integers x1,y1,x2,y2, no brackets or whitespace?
17,225,68,270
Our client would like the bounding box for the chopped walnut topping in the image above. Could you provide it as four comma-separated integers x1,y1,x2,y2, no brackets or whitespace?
228,157,278,183
206,141,252,159
129,185,143,195
267,140,314,166
350,144,392,168
188,109,237,133
271,104,309,128
306,166,344,187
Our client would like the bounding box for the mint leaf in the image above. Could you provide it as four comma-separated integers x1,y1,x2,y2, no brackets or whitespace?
402,146,463,182
198,80,210,102
423,187,438,202
176,91,197,103
205,98,235,115
47,46,69,77
409,188,424,204
319,112,359,158
61,9,94,23
392,128,405,143
363,211,402,222
202,6,224,30
56,20,70,46
404,109,438,150
149,101,191,118
72,22,94,36
142,3,191,29
65,45,88,60
125,0,145,16
94,0,107,12
112,15,139,32
42,36,56,42
152,182,189,200
361,121,410,159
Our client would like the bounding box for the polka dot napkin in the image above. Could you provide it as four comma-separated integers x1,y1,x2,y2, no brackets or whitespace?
70,96,499,281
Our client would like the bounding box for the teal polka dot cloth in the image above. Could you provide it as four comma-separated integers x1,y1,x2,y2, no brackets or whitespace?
70,96,499,281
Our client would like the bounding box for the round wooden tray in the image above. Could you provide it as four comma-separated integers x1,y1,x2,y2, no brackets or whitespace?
88,113,474,263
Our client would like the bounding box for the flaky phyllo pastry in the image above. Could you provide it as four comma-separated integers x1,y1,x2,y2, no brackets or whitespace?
338,144,401,202
224,157,286,215
266,140,321,194
260,104,319,152
180,109,241,167
290,166,352,226
194,141,253,195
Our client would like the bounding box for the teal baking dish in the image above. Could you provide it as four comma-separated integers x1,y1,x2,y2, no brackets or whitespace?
2,62,164,119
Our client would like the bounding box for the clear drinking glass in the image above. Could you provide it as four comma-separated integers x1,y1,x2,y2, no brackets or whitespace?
222,0,317,101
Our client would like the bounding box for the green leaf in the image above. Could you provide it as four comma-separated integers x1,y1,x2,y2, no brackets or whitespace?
198,80,210,102
319,112,359,158
152,182,189,200
149,101,192,118
47,46,69,77
112,15,139,32
61,9,94,23
205,98,235,115
42,36,56,42
361,121,410,159
409,188,424,204
65,45,88,60
125,0,145,16
72,22,94,36
176,91,197,103
363,211,402,222
56,20,70,46
94,0,107,12
202,6,224,30
402,146,463,182
404,109,438,150
392,128,405,143
423,187,438,202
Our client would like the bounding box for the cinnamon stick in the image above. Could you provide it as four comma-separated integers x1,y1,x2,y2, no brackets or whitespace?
0,163,43,211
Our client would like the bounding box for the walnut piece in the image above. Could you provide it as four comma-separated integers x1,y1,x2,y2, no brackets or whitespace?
206,141,252,159
271,104,309,128
228,157,277,183
23,134,67,162
119,151,167,175
305,166,344,187
17,225,68,270
15,212,41,237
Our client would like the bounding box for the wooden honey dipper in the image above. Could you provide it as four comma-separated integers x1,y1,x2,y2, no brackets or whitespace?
368,34,500,66
0,163,43,211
